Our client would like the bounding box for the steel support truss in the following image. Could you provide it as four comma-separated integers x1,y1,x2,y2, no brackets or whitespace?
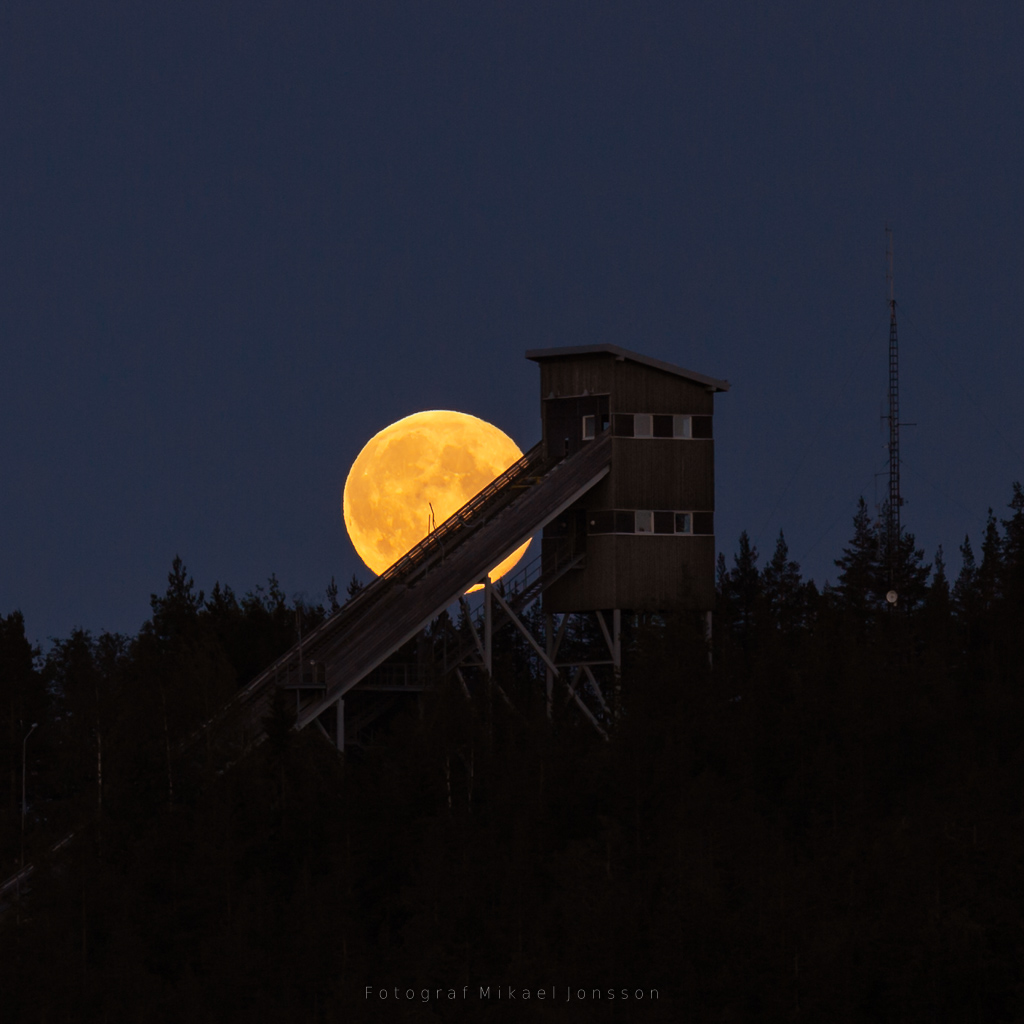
290,572,624,748
450,580,621,741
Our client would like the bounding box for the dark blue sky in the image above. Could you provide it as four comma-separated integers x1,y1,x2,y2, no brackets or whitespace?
4,1,1023,646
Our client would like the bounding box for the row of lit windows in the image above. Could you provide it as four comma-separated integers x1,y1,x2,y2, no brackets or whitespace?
586,510,714,536
582,413,712,440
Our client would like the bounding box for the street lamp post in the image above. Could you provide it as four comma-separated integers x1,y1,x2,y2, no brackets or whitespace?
20,722,38,896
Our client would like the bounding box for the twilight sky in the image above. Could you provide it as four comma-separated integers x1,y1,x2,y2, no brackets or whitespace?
3,1,1023,647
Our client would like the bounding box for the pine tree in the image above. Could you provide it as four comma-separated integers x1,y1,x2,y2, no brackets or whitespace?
761,530,804,631
834,497,883,618
235,576,298,677
47,630,102,800
714,552,730,626
952,535,979,623
1000,483,1024,606
878,521,932,612
148,555,205,645
978,509,1002,610
921,546,954,663
326,576,341,615
0,612,45,845
133,560,238,807
926,546,951,611
717,531,762,654
346,574,365,601
733,530,761,610
45,629,129,826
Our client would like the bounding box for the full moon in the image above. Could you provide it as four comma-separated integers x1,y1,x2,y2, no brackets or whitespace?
343,410,531,586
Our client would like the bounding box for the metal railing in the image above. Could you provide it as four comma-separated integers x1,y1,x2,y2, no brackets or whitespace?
370,439,548,588
201,440,551,732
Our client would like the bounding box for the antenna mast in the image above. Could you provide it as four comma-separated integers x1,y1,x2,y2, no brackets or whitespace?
885,227,901,599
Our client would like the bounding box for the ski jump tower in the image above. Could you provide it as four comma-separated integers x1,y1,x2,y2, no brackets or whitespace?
530,345,725,612
0,345,730,908
206,345,728,750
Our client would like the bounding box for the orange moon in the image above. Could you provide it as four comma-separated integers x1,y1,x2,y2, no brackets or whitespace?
343,410,530,586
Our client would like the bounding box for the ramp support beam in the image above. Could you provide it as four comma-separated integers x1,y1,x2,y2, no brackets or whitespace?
545,612,554,720
483,577,493,677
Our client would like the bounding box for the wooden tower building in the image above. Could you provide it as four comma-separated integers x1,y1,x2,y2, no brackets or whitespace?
528,344,730,613
172,343,730,754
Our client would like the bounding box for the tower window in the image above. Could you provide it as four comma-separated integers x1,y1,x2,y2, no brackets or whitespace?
614,510,635,533
692,416,713,439
613,414,634,437
653,511,675,534
582,414,595,440
653,415,674,437
611,413,706,438
635,510,654,534
673,415,692,439
583,509,707,535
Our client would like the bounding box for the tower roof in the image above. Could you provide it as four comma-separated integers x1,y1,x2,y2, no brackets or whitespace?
525,344,730,392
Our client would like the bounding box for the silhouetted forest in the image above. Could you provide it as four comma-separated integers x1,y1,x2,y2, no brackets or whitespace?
3,488,1024,1022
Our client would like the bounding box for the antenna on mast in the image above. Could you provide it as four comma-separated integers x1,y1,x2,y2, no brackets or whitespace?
885,227,901,607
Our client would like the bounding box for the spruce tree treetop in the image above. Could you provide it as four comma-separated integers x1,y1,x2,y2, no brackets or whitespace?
762,530,800,601
978,509,1003,610
715,551,729,595
0,611,47,787
762,530,806,631
326,577,341,614
926,545,950,608
879,515,931,612
953,535,978,622
834,497,882,616
1000,482,1024,606
718,531,762,648
148,555,205,644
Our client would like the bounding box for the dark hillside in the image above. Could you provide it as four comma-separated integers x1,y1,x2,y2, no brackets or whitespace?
2,493,1024,1021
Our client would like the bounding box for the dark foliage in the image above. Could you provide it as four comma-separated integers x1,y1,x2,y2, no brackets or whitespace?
3,490,1024,1021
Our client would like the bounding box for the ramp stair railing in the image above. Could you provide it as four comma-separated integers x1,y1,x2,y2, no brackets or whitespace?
3,432,615,910
198,437,571,746
438,540,583,678
354,537,582,689
290,432,611,731
185,430,613,750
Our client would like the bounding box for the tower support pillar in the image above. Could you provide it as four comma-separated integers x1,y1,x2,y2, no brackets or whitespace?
483,577,493,677
545,612,555,720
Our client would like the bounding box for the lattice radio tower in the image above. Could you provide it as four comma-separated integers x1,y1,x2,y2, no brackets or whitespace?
885,227,902,601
